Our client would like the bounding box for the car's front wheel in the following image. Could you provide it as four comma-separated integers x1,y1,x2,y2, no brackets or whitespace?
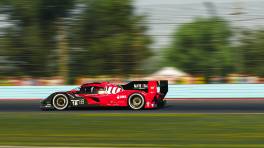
128,93,145,110
52,94,69,110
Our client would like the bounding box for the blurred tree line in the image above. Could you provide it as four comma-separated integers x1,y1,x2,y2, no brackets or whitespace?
164,17,264,77
0,0,151,81
0,0,263,82
0,0,75,77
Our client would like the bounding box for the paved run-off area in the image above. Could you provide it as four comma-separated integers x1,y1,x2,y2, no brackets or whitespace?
1,112,264,147
2,99,264,113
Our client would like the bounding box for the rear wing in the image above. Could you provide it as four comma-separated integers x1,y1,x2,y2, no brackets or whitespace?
121,81,149,92
121,80,168,96
159,80,168,98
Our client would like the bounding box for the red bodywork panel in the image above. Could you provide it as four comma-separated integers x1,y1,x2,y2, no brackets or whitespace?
66,81,167,109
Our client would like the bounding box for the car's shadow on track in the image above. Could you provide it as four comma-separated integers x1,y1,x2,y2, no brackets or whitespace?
3,100,264,113
44,106,165,112
0,100,168,112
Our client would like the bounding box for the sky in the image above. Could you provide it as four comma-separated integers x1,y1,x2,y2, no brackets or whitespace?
134,0,264,50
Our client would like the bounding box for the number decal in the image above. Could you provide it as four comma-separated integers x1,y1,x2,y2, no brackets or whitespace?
71,99,85,106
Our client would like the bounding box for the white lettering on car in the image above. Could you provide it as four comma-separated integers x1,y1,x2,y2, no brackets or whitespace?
71,99,85,106
134,84,148,89
71,100,80,106
117,95,126,99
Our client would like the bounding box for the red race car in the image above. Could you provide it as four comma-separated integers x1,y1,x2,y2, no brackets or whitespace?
41,80,168,110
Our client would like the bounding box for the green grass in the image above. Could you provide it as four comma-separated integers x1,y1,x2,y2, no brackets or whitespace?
0,113,264,147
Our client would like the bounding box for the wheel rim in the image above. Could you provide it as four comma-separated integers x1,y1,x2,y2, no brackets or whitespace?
56,97,66,107
129,96,144,109
53,94,68,110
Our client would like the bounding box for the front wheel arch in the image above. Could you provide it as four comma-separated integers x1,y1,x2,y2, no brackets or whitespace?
52,93,69,110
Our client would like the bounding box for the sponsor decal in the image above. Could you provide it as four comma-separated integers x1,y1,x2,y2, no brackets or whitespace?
117,95,126,99
71,99,85,106
134,84,148,89
107,86,122,94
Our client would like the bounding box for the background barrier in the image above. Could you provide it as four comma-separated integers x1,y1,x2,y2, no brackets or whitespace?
167,84,264,98
0,84,263,99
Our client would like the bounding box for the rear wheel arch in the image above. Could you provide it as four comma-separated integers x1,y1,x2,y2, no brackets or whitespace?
128,93,145,110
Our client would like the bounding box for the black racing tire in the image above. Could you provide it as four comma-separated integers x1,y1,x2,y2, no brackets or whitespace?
128,93,145,110
52,94,69,110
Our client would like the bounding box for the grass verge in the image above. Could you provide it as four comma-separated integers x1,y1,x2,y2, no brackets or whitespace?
0,112,264,147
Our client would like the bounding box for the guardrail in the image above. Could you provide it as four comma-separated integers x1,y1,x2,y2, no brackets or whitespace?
167,84,264,98
0,84,263,99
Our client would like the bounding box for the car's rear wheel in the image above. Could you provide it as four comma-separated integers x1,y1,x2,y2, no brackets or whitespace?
128,93,145,110
52,94,69,110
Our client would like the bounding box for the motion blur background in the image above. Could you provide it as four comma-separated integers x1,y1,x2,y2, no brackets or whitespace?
0,0,263,85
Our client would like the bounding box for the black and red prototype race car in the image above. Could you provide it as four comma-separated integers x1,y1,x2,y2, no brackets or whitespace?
41,80,168,110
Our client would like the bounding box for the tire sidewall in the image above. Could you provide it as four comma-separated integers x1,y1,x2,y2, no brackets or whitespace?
52,93,69,110
128,93,145,110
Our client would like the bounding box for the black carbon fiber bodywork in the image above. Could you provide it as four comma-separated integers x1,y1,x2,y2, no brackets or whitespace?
40,92,87,110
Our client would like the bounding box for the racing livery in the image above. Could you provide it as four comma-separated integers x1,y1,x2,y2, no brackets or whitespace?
41,80,168,110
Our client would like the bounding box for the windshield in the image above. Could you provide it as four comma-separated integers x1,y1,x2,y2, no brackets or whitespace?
80,86,105,94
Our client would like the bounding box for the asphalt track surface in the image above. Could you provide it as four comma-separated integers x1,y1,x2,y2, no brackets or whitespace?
1,99,264,113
